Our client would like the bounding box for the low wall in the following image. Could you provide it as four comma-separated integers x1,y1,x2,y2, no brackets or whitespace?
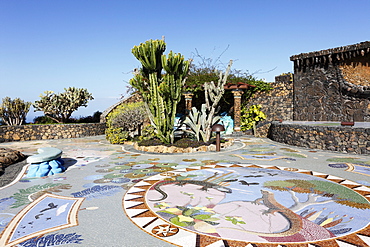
0,123,106,143
268,122,370,154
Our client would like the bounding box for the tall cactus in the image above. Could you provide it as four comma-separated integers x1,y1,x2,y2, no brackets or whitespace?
0,97,31,125
130,39,190,144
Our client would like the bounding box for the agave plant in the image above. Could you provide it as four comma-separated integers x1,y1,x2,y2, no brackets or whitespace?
183,60,233,142
183,105,221,142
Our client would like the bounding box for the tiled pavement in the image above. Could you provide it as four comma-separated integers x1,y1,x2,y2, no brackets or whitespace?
1,135,370,247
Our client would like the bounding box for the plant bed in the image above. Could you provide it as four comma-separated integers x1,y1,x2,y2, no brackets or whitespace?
132,138,234,153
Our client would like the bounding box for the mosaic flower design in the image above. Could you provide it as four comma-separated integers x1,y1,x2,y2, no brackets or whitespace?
156,204,220,232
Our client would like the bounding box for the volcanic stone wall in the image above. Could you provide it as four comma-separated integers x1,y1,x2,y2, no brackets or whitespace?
269,122,370,155
0,123,105,143
249,74,293,121
242,74,293,136
291,41,370,122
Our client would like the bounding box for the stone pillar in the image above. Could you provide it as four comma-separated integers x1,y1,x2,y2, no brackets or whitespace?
232,89,244,131
183,92,194,111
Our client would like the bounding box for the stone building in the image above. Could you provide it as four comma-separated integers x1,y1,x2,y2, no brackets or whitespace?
290,41,370,122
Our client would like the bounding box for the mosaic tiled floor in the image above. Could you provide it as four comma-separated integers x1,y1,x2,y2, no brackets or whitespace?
1,136,370,246
124,163,370,247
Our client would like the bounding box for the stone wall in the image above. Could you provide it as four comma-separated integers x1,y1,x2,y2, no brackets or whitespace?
0,123,106,143
243,74,294,136
250,74,293,121
290,41,370,122
268,122,370,154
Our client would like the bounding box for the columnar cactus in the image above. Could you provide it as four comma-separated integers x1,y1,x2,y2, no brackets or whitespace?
0,97,31,125
130,39,190,144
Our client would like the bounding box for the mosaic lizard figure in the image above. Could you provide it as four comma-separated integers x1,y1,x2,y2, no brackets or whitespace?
252,189,303,237
149,173,232,202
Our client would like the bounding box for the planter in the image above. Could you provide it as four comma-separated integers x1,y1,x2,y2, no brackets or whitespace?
132,138,234,153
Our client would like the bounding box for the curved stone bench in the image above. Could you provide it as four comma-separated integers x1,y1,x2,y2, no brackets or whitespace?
26,147,65,177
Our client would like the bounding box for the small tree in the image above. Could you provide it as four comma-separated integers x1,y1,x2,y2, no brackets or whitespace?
0,97,31,125
33,87,94,123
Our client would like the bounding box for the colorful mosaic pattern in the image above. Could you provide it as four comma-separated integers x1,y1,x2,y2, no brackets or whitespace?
1,136,370,246
124,163,370,247
0,193,84,246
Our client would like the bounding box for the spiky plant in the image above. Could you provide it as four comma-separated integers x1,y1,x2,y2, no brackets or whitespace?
129,39,190,144
184,60,233,142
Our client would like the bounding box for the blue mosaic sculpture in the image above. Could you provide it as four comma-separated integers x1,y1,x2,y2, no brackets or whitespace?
26,147,65,177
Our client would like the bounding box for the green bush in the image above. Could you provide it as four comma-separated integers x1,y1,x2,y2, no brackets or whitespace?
105,102,146,144
105,127,130,144
240,104,266,132
138,125,156,141
74,111,102,123
33,116,58,124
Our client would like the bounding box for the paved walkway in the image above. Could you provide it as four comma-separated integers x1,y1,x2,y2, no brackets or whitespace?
0,135,370,247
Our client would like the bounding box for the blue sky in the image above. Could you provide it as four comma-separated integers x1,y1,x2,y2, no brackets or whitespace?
1,0,369,122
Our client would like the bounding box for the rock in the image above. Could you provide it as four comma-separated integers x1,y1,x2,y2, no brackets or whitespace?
0,148,27,174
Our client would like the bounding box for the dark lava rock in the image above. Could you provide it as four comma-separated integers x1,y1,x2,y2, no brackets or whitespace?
0,148,27,175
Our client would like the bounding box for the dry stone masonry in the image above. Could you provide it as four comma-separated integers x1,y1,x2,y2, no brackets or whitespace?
0,123,105,143
243,74,294,137
269,122,370,155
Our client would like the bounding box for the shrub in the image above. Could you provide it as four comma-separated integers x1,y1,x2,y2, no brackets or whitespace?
138,125,156,141
105,102,146,144
75,111,102,123
105,127,130,144
33,116,58,124
108,103,145,130
240,104,266,132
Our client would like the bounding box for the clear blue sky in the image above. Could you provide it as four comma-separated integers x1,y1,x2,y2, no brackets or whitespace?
1,0,369,122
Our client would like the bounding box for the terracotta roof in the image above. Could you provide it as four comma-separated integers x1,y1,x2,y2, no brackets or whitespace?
224,82,256,90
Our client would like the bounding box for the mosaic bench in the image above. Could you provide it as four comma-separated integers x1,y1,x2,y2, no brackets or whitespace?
26,147,65,177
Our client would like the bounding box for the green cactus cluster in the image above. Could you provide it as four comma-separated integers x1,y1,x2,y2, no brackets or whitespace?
0,97,31,125
130,39,190,144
